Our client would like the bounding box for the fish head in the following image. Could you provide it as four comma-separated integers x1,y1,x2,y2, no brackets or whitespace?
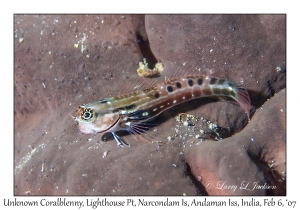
74,105,120,134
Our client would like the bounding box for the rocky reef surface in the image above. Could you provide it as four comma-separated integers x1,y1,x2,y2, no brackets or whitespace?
14,15,285,195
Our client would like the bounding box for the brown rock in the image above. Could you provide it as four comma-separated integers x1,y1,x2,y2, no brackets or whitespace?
14,15,286,195
14,14,197,195
185,89,286,195
146,15,286,100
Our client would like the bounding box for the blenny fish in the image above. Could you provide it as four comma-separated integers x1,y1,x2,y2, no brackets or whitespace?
72,75,250,147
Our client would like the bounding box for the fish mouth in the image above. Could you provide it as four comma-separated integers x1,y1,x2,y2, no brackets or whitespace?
69,113,76,120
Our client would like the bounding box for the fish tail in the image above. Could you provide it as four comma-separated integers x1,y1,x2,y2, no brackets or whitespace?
236,84,251,119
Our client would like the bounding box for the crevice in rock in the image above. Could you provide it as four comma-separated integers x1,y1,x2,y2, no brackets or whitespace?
181,158,209,195
267,80,275,99
247,150,286,195
136,32,158,69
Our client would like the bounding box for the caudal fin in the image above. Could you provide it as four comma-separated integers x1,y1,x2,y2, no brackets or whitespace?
236,85,251,119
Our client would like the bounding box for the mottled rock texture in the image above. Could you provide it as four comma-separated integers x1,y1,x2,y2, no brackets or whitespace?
185,89,286,195
14,15,285,195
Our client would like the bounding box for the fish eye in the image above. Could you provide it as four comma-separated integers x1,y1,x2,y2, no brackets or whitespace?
80,108,94,121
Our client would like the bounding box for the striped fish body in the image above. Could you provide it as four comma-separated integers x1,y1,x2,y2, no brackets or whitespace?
74,75,250,146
